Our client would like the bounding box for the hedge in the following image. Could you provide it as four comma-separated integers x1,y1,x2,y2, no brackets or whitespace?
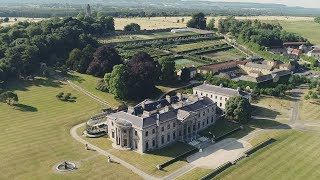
200,162,233,180
245,138,276,155
157,147,198,169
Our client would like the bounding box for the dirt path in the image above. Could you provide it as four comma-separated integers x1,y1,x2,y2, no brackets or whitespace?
66,80,114,108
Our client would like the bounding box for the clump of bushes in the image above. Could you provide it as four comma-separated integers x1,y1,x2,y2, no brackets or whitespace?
56,92,76,102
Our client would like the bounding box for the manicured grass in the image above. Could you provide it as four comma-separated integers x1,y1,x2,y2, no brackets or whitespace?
299,90,320,122
78,124,195,178
0,78,140,179
68,72,123,108
170,40,225,53
215,130,320,180
251,96,293,119
202,48,246,62
176,167,212,180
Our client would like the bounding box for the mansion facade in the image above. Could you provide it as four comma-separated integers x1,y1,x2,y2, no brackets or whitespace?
87,94,219,154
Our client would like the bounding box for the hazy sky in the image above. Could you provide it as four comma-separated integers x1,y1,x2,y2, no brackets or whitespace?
210,0,320,8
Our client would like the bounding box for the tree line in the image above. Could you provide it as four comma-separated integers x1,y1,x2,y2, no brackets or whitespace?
0,13,115,84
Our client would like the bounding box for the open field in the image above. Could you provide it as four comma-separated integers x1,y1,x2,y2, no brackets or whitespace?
68,72,123,108
175,58,205,71
114,17,191,30
215,130,320,180
264,20,320,45
202,48,246,62
170,40,225,53
299,89,320,123
76,125,195,177
0,17,45,26
0,78,142,179
252,96,293,119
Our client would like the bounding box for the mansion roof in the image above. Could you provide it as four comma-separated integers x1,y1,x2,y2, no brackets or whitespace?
108,96,216,129
193,83,250,98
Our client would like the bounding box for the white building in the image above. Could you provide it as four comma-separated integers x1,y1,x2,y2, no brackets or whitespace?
193,83,251,110
307,49,320,59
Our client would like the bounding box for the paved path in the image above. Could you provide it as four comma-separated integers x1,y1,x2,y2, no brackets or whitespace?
67,80,114,108
70,123,158,180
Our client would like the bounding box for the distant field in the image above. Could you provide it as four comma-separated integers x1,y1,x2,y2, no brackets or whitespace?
114,17,191,30
264,20,320,45
202,48,245,62
215,130,320,180
0,17,45,26
252,96,293,119
175,58,205,71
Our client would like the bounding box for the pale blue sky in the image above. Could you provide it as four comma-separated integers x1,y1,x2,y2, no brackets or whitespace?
209,0,320,8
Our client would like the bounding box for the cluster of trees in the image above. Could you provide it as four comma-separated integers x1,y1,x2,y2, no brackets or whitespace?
225,96,252,124
186,13,215,30
124,23,141,31
56,92,76,102
315,17,320,24
0,91,19,106
301,55,319,69
304,89,320,100
0,14,116,84
218,17,308,48
96,50,176,100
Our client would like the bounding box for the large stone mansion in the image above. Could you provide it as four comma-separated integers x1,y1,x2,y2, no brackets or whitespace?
86,83,252,154
87,93,219,154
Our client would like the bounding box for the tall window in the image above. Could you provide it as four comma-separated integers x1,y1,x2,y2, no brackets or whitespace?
167,134,170,142
145,131,148,137
167,124,170,129
161,136,165,144
145,141,149,150
161,127,164,132
152,139,155,147
152,129,155,134
173,123,176,128
173,132,176,140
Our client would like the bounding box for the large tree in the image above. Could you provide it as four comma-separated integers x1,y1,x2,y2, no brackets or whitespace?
159,56,176,82
0,91,18,106
78,45,95,73
66,48,82,70
86,45,122,77
124,23,141,31
126,52,160,99
105,64,129,100
225,96,252,124
180,68,190,82
207,18,215,30
186,13,207,30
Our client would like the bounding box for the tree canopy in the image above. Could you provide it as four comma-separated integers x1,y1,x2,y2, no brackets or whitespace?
186,12,207,30
126,52,160,99
0,91,19,106
104,64,129,100
124,23,141,31
225,96,252,124
158,56,176,82
86,45,122,77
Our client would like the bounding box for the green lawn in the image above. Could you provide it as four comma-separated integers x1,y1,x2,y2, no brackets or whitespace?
299,90,320,123
78,123,196,177
251,96,293,119
68,72,123,108
170,40,226,53
176,167,212,180
215,130,320,180
0,78,141,179
266,20,320,45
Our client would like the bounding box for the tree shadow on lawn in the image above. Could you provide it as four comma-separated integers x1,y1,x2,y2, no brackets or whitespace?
5,78,64,92
230,118,291,139
251,105,281,119
13,104,38,112
66,72,86,84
